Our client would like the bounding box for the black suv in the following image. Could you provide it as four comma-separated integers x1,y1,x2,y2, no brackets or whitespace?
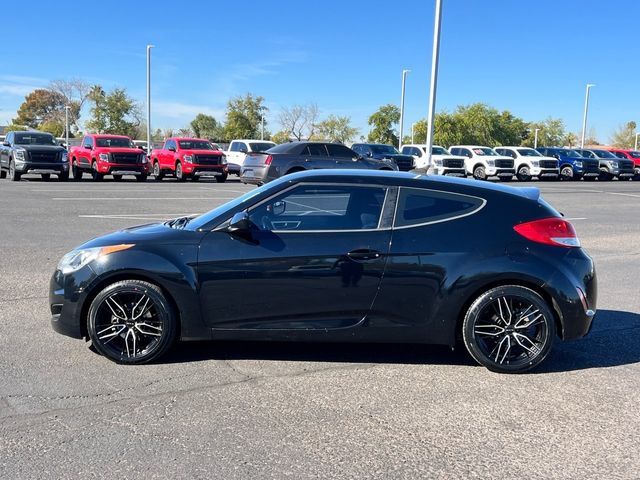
0,131,69,181
351,143,415,171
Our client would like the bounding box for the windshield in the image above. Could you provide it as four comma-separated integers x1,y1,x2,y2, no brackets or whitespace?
472,147,498,156
370,144,399,155
561,149,582,158
591,149,617,159
249,142,276,152
96,137,133,148
517,148,542,157
187,187,264,230
629,151,640,158
179,140,214,150
432,146,449,155
14,133,56,145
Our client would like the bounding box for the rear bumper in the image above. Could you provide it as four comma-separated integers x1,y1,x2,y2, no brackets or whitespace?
240,164,270,184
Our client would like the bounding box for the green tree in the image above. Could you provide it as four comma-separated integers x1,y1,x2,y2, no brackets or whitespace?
270,130,291,144
223,93,266,141
521,118,567,147
610,121,636,148
86,86,140,137
190,113,219,139
313,115,359,143
39,120,65,137
14,89,67,128
367,104,400,145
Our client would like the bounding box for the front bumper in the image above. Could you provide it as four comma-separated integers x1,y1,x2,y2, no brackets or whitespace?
183,164,228,176
49,270,85,339
15,161,69,174
433,166,466,176
486,167,515,177
97,162,150,175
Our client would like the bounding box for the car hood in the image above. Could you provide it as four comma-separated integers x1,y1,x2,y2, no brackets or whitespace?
372,153,413,160
78,221,204,250
431,154,466,161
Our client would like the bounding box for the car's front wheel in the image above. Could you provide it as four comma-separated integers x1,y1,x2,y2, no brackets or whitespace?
560,165,574,181
91,161,103,182
462,285,555,373
9,159,21,181
87,280,178,364
517,166,532,182
473,165,487,180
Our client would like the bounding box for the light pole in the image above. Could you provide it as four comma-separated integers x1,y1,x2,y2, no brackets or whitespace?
398,69,410,149
580,83,595,149
411,122,416,144
64,106,71,149
635,132,639,151
424,0,443,171
261,114,265,140
146,44,154,156
534,128,540,149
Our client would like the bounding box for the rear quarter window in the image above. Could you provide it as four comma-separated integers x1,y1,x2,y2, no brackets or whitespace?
394,187,485,228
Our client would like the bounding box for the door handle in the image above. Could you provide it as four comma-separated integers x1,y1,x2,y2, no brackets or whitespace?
347,249,381,261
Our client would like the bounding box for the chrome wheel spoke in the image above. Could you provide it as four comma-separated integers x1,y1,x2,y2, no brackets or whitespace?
513,333,541,356
105,295,128,320
97,324,126,340
515,311,543,329
132,295,151,321
494,335,512,364
124,328,137,358
474,324,505,336
135,322,163,337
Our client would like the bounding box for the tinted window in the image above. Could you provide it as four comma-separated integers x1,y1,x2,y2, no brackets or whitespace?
248,142,275,152
305,144,328,156
238,142,248,152
370,144,399,155
96,137,133,148
15,132,56,145
326,144,355,157
178,140,213,150
249,185,387,231
395,188,484,228
83,136,93,148
431,147,448,155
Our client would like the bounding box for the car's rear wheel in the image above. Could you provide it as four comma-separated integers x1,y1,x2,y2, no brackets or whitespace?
462,285,555,373
516,166,532,182
153,161,164,181
560,166,574,181
91,161,103,182
87,280,178,364
473,165,487,180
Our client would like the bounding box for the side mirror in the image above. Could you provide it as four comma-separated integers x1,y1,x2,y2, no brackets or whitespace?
168,146,176,152
554,154,560,159
85,144,92,150
2,141,9,147
240,148,248,153
225,211,258,244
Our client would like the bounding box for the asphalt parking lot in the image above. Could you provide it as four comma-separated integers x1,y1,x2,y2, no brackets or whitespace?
1,175,639,479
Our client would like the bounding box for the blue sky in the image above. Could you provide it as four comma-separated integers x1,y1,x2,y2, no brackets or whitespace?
1,0,638,142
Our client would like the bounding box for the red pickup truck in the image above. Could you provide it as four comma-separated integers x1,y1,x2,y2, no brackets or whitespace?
151,137,228,182
69,134,149,181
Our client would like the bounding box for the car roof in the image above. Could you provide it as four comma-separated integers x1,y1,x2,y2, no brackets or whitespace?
274,169,540,202
172,137,210,142
93,134,130,138
450,145,493,149
231,139,276,143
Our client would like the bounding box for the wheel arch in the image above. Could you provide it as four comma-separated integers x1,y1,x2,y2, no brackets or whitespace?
285,166,306,175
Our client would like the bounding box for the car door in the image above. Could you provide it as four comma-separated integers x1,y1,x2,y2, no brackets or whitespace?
197,183,393,331
80,136,93,167
327,143,362,169
0,132,12,168
301,143,333,169
370,186,486,342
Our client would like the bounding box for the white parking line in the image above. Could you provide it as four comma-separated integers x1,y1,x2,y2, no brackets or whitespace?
606,192,640,199
53,197,236,201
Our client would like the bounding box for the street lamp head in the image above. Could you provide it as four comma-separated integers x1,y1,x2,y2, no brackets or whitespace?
587,83,595,88
403,69,411,75
147,44,155,50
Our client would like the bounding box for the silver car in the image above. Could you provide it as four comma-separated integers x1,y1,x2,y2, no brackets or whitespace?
241,141,398,185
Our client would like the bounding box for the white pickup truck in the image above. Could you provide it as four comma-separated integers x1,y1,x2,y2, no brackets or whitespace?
224,139,276,176
448,145,515,181
494,146,559,181
400,144,467,176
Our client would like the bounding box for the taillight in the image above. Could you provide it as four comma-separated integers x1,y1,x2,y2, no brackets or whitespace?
513,217,580,248
264,155,273,166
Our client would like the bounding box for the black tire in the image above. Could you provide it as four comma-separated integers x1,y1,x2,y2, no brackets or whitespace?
72,163,83,181
87,280,178,364
112,174,123,181
41,173,50,181
0,169,6,179
9,159,21,181
473,165,487,180
584,176,597,181
175,162,185,181
191,175,200,182
215,173,228,183
58,172,69,182
598,169,613,181
462,285,555,373
136,174,148,182
499,176,513,182
91,161,103,182
516,166,532,182
560,165,574,181
153,161,164,181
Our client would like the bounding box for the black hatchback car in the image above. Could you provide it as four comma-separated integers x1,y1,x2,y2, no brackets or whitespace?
50,170,597,373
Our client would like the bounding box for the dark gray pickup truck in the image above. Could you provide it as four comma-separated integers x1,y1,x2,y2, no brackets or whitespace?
240,141,398,185
0,130,69,181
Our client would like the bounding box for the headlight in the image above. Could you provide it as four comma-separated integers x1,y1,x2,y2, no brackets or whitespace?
607,160,618,168
531,160,539,167
61,152,68,163
575,161,583,167
99,153,109,162
184,155,193,163
221,155,227,164
487,159,495,166
140,154,148,164
57,244,134,275
14,149,26,161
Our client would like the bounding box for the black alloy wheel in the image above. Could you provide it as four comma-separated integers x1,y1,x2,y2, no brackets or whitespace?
136,174,148,183
0,169,6,179
87,280,177,364
462,285,555,373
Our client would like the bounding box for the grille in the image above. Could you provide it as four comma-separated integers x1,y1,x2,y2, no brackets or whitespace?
29,150,58,163
619,160,634,171
584,160,600,172
194,154,222,165
111,153,140,165
539,160,558,169
392,156,414,171
443,158,464,168
495,159,514,168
